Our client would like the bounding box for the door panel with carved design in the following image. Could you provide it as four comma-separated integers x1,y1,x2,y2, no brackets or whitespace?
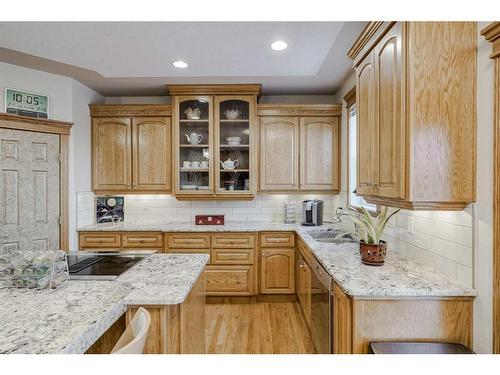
0,129,60,252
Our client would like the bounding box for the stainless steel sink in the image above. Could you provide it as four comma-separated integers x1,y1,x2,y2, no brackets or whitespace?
308,230,357,244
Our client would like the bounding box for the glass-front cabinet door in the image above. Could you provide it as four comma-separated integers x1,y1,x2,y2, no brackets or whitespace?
174,96,213,195
215,96,254,196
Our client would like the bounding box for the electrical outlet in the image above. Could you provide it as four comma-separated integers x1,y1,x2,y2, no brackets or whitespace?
407,216,415,234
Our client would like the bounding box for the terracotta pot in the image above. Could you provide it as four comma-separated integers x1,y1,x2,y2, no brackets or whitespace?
359,240,387,266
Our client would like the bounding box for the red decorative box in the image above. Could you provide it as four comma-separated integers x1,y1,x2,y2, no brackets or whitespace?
195,215,225,225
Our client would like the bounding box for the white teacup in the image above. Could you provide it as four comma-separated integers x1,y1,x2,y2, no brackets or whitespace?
191,161,200,169
183,161,191,168
200,161,209,168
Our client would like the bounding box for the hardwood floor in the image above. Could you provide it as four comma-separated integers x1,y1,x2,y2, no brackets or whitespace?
205,300,315,354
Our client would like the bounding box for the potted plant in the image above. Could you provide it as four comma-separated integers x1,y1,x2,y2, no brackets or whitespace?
337,206,400,266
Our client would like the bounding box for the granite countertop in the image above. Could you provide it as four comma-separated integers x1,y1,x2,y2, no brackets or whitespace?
0,254,208,354
294,228,477,299
79,221,477,299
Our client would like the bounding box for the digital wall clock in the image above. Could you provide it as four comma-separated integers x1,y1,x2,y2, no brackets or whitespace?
5,88,49,119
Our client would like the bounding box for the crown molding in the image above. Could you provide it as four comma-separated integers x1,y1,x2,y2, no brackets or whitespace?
481,22,500,59
89,104,172,117
0,112,72,135
256,104,342,116
343,86,356,108
166,84,262,96
347,21,396,67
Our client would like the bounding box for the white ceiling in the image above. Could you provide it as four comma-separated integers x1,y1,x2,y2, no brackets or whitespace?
0,22,366,96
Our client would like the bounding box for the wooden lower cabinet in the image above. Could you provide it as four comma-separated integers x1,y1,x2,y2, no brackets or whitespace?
260,248,295,294
86,272,205,354
79,232,121,250
205,265,256,296
296,252,311,325
78,231,163,252
332,283,352,354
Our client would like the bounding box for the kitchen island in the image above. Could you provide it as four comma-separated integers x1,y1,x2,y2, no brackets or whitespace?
0,254,208,354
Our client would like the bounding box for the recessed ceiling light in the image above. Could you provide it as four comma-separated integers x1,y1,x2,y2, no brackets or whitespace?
270,40,288,51
172,60,188,68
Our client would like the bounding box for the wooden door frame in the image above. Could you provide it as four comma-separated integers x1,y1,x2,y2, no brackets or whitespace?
481,22,500,353
0,112,72,251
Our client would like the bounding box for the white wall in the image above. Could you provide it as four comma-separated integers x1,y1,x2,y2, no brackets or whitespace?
473,21,494,353
69,81,104,250
333,72,355,195
0,62,73,121
0,62,104,252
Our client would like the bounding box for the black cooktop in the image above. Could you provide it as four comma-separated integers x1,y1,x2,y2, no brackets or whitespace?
68,253,148,280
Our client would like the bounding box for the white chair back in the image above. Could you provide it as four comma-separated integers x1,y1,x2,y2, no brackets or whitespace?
111,307,151,354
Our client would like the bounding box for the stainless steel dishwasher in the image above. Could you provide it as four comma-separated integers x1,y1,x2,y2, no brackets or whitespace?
309,255,332,354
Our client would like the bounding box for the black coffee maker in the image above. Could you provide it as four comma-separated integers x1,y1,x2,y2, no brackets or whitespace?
301,199,324,226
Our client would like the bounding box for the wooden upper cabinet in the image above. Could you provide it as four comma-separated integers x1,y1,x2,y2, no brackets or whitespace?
259,116,299,191
299,116,340,191
348,22,477,210
92,117,131,191
374,22,405,199
132,117,171,191
355,52,375,196
90,105,172,194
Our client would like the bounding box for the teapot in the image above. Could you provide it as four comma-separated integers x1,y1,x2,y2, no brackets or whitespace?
185,132,203,145
184,107,201,120
220,158,239,170
223,106,241,120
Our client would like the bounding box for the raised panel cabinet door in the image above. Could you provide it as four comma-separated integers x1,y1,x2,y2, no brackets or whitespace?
332,283,352,354
92,117,131,191
132,117,171,191
374,22,406,199
299,116,340,191
260,248,295,294
355,51,376,196
259,117,299,190
297,253,312,325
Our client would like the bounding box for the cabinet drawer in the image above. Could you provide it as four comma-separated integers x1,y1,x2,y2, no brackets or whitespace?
167,234,211,249
260,232,295,248
122,232,163,248
212,233,255,249
167,248,210,263
79,232,121,248
210,248,254,265
205,265,255,296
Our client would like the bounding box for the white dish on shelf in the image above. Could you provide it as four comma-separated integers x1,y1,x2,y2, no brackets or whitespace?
198,186,210,190
181,185,197,190
227,141,242,146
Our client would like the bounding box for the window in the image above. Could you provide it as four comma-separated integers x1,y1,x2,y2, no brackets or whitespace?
347,105,377,212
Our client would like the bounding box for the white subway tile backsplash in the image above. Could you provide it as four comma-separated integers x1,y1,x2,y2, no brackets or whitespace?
384,207,474,287
76,192,474,287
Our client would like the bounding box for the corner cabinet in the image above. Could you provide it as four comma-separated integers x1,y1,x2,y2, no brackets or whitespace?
257,105,341,193
90,105,172,194
348,22,477,210
169,85,260,200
